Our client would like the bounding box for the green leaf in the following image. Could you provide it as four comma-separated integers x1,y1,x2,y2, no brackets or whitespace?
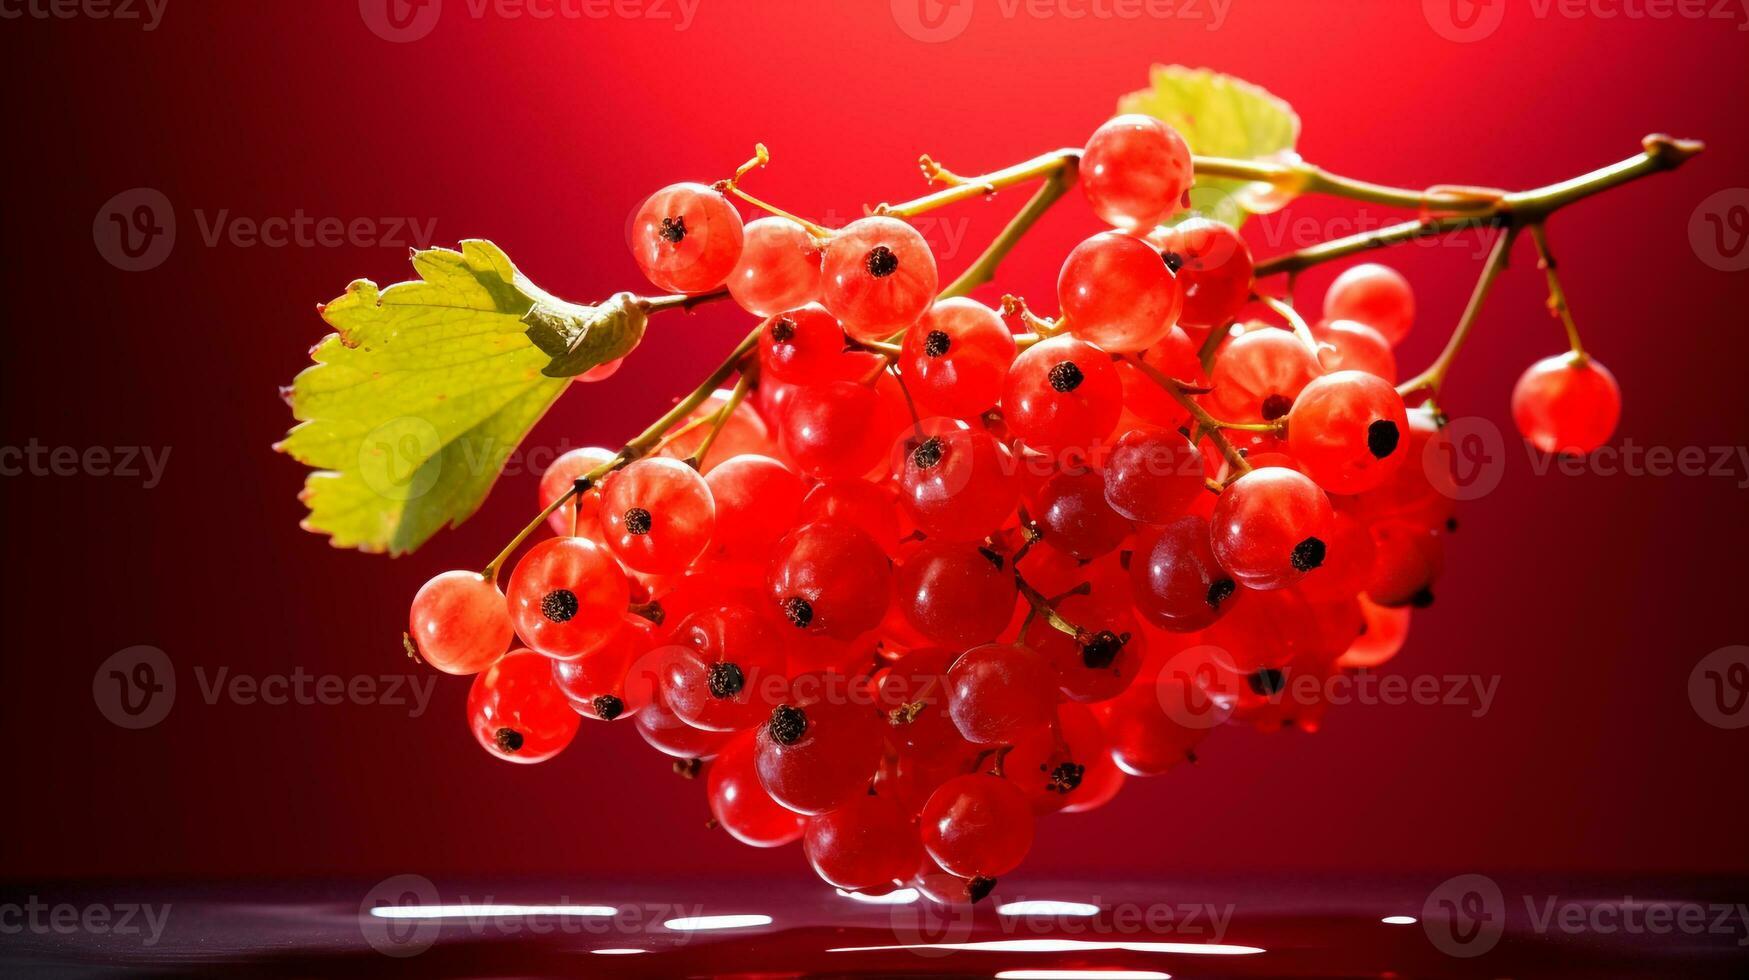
277,240,638,555
1117,65,1301,226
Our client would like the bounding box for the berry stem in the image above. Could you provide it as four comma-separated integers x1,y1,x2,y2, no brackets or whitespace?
1253,135,1702,277
1526,223,1589,364
1397,226,1520,397
638,288,732,314
879,148,1079,218
1122,354,1254,476
688,369,754,469
1254,292,1320,357
482,325,761,580
937,160,1080,299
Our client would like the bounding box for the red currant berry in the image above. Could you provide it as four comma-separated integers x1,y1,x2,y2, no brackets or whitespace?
1034,466,1133,560
1323,262,1414,345
1286,370,1411,495
1151,217,1254,330
1204,326,1320,423
821,216,938,342
1102,427,1207,524
1510,353,1620,455
1130,515,1240,632
631,182,745,294
600,457,716,574
506,537,630,661
703,454,804,564
1312,319,1396,382
800,479,902,555
708,731,805,847
551,615,657,721
468,649,580,764
758,304,852,386
946,644,1057,744
804,794,922,891
897,427,1021,543
895,543,1018,650
1210,467,1334,591
634,687,734,760
767,521,893,640
408,570,512,675
755,682,884,815
1081,114,1193,231
778,379,890,479
920,773,1035,879
1026,590,1143,704
662,603,790,732
539,446,616,538
1059,230,1182,352
727,216,822,317
1001,335,1123,454
1337,596,1412,669
900,298,1017,419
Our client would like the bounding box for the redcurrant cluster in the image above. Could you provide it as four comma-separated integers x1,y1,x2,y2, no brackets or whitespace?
404,114,1630,903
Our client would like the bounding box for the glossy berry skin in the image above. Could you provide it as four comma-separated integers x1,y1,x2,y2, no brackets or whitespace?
634,689,734,761
920,773,1036,879
1210,467,1335,591
778,380,891,479
1001,335,1123,453
1511,354,1621,455
600,457,716,574
946,644,1058,745
804,794,921,891
1339,596,1412,669
821,216,938,342
1131,516,1240,632
1116,327,1203,430
702,454,805,564
662,603,790,732
800,479,901,555
1102,676,1208,777
539,446,616,538
1286,370,1411,495
551,615,657,721
897,428,1021,543
1057,703,1124,813
1323,262,1414,345
631,182,745,294
1152,218,1255,330
1058,230,1182,352
758,304,852,386
767,521,893,640
1102,428,1207,524
1081,114,1193,231
900,298,1017,419
506,537,631,661
755,685,884,815
1034,467,1133,560
1205,326,1321,423
408,571,512,675
1312,319,1396,382
1367,519,1445,608
871,647,961,756
1025,591,1143,704
468,649,581,764
708,732,804,848
895,543,1018,650
727,216,822,317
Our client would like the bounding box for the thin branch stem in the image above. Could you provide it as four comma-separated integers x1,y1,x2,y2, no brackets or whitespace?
1122,354,1256,476
937,160,1079,299
1397,227,1520,396
876,149,1079,218
1255,292,1320,357
689,370,754,469
1527,223,1588,363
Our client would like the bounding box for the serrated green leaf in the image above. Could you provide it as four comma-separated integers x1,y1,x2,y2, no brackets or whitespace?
277,239,632,555
1117,65,1300,226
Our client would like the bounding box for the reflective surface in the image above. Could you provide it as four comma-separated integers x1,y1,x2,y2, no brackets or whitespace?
3,874,1746,977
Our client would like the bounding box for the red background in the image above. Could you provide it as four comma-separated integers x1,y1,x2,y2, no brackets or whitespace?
2,0,1745,885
